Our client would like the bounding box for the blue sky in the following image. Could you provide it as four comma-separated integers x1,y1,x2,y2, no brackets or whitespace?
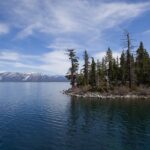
0,0,150,75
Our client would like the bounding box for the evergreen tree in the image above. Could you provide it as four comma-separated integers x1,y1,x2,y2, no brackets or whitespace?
102,57,106,74
76,72,84,86
66,49,79,88
120,51,127,84
105,48,113,83
136,42,150,85
115,56,121,83
96,60,101,87
126,33,132,88
112,58,119,85
89,57,96,88
100,58,106,84
83,50,89,85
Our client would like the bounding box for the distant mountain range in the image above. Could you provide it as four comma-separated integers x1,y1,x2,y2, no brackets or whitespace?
0,72,68,82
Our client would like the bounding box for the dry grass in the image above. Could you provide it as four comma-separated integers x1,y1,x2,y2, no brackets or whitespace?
66,85,150,97
132,86,150,96
111,86,130,95
111,85,150,96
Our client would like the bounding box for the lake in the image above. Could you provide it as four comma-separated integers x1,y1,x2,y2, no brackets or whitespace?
0,82,150,150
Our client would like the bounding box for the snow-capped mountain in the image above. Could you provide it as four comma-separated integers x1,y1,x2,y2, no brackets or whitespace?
0,72,68,82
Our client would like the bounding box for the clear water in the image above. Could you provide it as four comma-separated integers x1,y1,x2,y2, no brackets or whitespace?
0,83,150,150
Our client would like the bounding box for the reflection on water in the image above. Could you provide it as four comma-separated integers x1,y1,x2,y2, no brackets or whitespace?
67,97,150,150
0,83,150,150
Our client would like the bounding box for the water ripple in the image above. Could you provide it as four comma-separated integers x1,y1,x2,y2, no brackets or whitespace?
0,83,150,150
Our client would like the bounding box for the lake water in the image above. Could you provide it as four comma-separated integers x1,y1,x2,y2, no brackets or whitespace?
0,83,150,150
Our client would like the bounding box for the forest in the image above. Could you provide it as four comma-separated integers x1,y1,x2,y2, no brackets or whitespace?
66,33,150,95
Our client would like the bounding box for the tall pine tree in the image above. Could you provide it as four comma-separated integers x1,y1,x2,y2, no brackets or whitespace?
89,57,96,88
120,51,127,84
83,50,89,85
105,48,113,83
66,49,79,88
136,42,150,85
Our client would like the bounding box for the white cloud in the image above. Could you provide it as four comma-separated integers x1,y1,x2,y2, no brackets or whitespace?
3,0,148,57
47,38,83,52
0,51,20,61
16,22,42,39
0,50,70,75
0,49,122,75
0,23,9,35
94,51,121,61
0,1,150,74
3,0,150,40
142,29,150,35
40,50,70,74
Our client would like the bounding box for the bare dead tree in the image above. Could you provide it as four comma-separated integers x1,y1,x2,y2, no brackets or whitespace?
122,31,135,89
127,33,132,88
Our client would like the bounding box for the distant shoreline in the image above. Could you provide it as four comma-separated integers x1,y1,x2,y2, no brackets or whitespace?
0,81,69,82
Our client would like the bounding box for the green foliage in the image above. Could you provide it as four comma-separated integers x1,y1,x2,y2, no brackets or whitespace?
76,73,85,86
120,51,127,84
83,50,89,85
66,41,150,91
105,48,113,81
66,49,79,87
135,42,150,85
89,57,96,88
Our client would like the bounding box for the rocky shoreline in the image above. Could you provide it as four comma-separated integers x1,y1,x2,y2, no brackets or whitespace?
63,88,150,99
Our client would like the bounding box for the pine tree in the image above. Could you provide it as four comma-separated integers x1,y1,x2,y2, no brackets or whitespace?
66,49,79,88
89,57,96,88
96,60,101,87
76,72,84,86
136,42,150,85
100,58,106,84
105,48,113,84
126,33,133,88
112,58,119,85
120,51,127,84
83,50,89,85
102,57,106,74
115,56,120,84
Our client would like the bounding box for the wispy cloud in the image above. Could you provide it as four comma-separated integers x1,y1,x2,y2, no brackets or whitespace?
0,23,9,35
6,0,149,57
0,0,150,74
47,38,84,52
0,50,70,75
94,51,121,61
142,29,150,35
0,51,20,61
3,0,150,40
0,49,122,75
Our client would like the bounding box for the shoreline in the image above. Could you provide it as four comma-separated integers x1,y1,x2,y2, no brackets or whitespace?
64,88,150,99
